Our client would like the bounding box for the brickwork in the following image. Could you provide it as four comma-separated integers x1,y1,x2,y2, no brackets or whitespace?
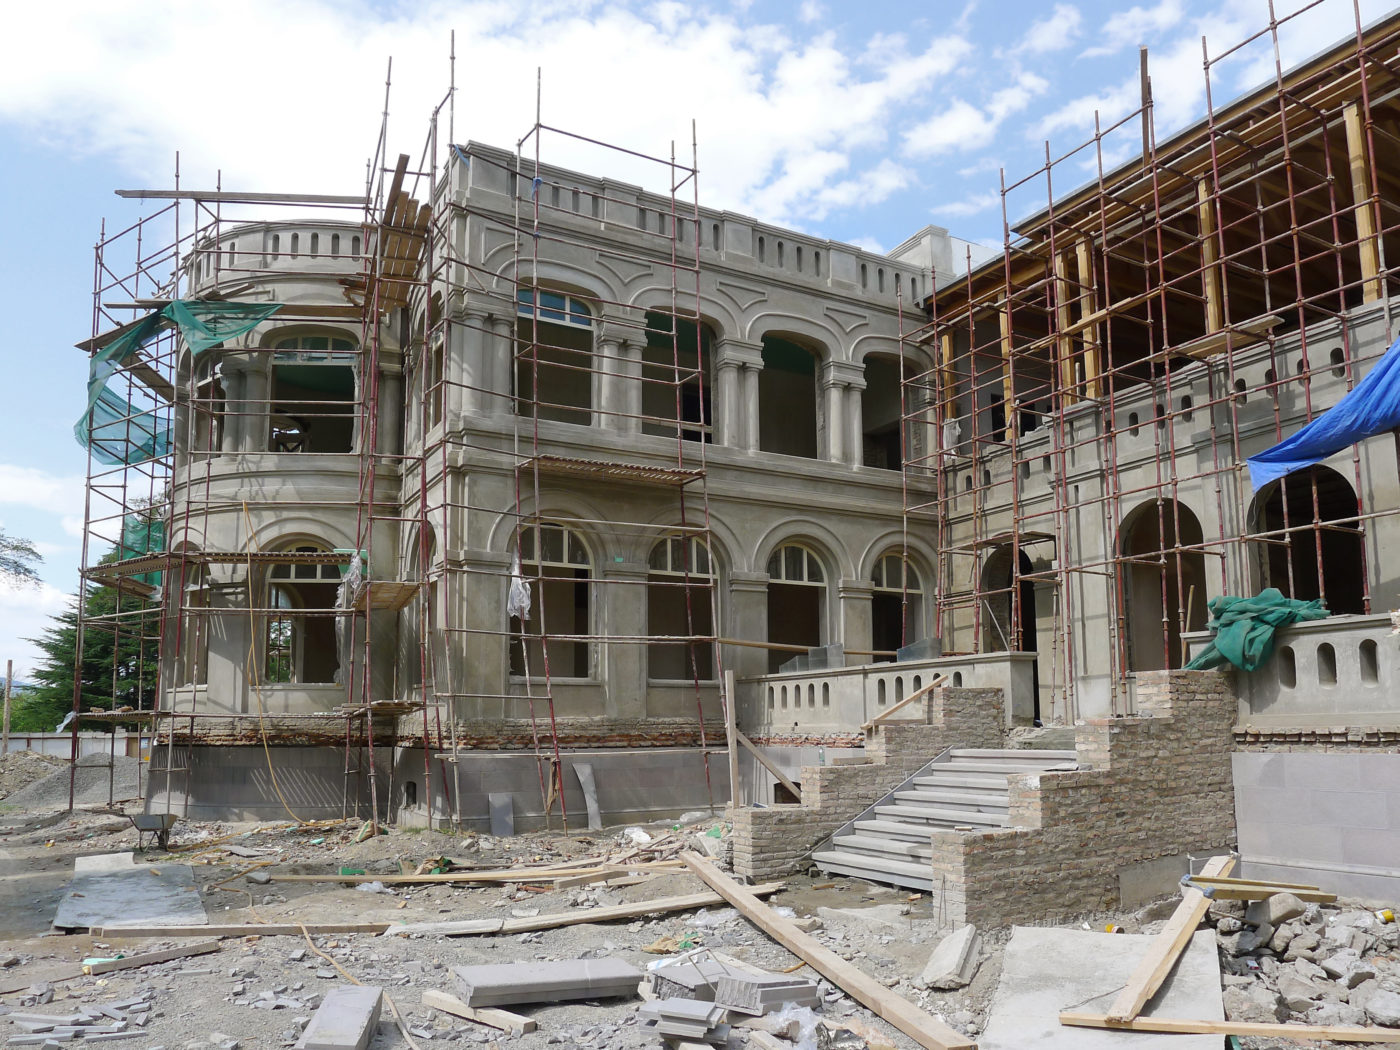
1234,725,1400,751
170,715,398,746
731,688,1005,880
929,670,1237,926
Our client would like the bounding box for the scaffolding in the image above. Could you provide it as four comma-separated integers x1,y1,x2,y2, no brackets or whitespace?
904,4,1400,722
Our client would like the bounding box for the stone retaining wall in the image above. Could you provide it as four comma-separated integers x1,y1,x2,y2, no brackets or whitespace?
730,687,1005,880
929,670,1237,926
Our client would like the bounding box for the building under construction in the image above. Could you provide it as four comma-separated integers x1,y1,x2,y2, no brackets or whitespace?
69,5,1400,899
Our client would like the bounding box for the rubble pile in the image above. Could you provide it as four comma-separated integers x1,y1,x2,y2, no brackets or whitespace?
1212,890,1400,1029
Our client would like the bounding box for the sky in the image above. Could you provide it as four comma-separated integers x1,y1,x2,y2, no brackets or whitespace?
0,0,1394,681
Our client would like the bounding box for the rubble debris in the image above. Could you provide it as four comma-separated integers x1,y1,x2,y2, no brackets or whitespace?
714,973,822,1015
452,959,642,1007
916,925,980,991
297,985,382,1050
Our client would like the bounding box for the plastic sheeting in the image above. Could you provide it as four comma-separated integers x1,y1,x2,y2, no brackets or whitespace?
1247,335,1400,490
75,300,282,466
1184,588,1330,672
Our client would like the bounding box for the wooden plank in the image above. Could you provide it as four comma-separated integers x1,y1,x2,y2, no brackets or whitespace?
1105,853,1234,1023
1186,875,1320,890
1074,239,1102,399
681,852,975,1050
423,989,536,1035
862,675,948,731
93,922,393,938
1060,1011,1400,1042
1344,102,1383,303
1196,179,1224,333
733,728,803,803
1052,250,1078,404
84,939,221,975
269,858,682,885
1181,880,1335,903
1175,315,1282,361
387,882,785,937
724,669,741,808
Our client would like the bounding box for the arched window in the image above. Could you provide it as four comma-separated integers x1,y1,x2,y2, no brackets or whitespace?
1248,465,1364,614
759,335,820,459
648,536,716,680
270,334,358,453
264,546,343,684
870,552,923,662
1119,502,1208,671
515,289,594,426
173,560,209,687
642,312,713,443
510,522,592,679
765,544,826,673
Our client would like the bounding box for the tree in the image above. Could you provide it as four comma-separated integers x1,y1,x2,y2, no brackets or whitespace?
19,560,159,732
0,528,41,587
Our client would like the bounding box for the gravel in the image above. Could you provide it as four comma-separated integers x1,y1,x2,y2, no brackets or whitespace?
2,753,144,810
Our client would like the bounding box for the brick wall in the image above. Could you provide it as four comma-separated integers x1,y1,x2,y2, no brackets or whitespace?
930,670,1237,926
1235,725,1400,751
731,687,1004,880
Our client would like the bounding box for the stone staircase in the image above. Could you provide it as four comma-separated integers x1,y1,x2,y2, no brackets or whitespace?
811,748,1078,890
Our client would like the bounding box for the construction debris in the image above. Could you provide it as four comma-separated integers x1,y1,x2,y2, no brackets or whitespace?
714,972,822,1015
452,959,642,1007
297,985,382,1050
917,925,981,991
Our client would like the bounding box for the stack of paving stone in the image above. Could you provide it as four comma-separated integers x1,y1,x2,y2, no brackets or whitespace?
638,999,731,1044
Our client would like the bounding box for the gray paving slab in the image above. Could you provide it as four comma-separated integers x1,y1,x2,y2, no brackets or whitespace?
488,792,514,837
979,927,1222,1050
453,959,641,1007
53,853,206,931
297,985,382,1050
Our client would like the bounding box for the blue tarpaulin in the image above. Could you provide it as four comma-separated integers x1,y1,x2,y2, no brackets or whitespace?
1248,335,1400,490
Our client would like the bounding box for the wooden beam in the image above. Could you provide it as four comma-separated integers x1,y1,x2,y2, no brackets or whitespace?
1344,102,1384,302
84,939,221,975
116,189,366,206
724,669,741,808
386,882,785,938
681,852,975,1050
1104,853,1234,1023
1060,1011,1400,1042
861,675,948,731
734,727,803,803
423,990,536,1036
1074,239,1102,399
269,858,683,885
93,922,393,938
1175,314,1282,361
997,300,1016,411
1052,250,1078,404
939,332,957,425
1197,179,1224,333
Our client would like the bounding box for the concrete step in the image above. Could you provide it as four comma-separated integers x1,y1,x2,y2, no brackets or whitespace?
949,748,1077,762
852,818,950,842
939,759,1074,775
810,850,933,892
891,788,1008,812
873,803,1008,827
912,772,1017,791
902,783,1010,805
830,834,934,861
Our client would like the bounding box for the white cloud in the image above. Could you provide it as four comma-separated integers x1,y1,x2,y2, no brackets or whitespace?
845,236,887,255
932,192,1002,218
1012,4,1082,55
0,1,972,231
0,465,87,539
1080,0,1186,58
0,582,72,681
904,72,1047,158
798,0,825,24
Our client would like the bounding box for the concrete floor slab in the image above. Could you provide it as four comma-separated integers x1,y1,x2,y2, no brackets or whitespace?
979,927,1222,1050
53,853,206,931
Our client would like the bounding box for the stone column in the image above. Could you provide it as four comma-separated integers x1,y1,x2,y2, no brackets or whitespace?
240,355,273,454
714,340,764,452
377,353,404,456
486,316,515,416
594,322,626,432
821,361,865,466
461,549,510,722
839,579,874,668
219,358,246,455
205,578,249,716
602,563,649,718
726,572,770,679
845,379,866,468
824,376,845,463
457,310,489,423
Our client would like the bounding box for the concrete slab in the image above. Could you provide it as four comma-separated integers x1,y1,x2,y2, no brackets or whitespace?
488,792,514,837
53,853,206,931
979,927,1222,1050
453,959,641,1007
297,985,382,1050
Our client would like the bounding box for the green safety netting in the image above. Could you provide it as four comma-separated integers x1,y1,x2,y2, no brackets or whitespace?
75,301,282,465
1184,588,1330,672
120,513,167,588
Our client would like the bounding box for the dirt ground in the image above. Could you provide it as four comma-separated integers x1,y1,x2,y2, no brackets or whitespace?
0,754,1387,1050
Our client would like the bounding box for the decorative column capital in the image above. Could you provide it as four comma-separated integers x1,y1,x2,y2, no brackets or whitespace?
715,338,765,370
822,359,866,389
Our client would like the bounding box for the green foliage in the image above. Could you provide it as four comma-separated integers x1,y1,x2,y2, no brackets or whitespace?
0,528,41,587
20,564,159,732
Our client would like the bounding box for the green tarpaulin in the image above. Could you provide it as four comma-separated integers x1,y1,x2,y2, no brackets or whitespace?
76,300,282,465
1184,588,1330,672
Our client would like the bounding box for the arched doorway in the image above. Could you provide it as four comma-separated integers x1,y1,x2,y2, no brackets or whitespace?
1119,501,1209,672
1248,465,1364,614
765,544,826,672
509,521,592,679
981,544,1039,720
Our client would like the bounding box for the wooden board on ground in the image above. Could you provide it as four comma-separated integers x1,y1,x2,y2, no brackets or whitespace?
423,989,535,1035
1104,853,1234,1023
86,939,221,975
1059,1011,1400,1042
270,859,683,886
94,922,394,938
386,882,785,937
681,852,975,1050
